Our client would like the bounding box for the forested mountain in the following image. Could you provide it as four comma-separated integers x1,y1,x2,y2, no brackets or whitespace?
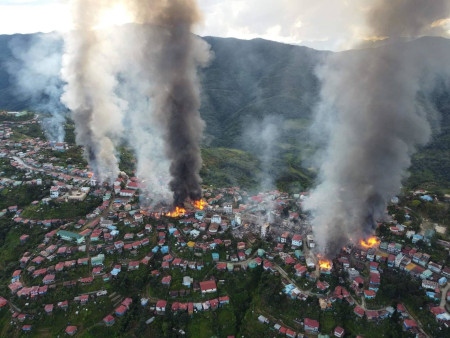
1,32,449,191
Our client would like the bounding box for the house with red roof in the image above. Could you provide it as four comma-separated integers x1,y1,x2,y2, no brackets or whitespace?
304,318,319,333
19,234,29,244
284,255,296,265
128,260,140,271
210,298,219,310
103,314,115,326
219,295,230,306
354,306,365,318
294,264,307,277
121,297,133,309
57,300,69,310
65,325,77,336
366,310,379,321
42,274,55,285
286,328,297,338
162,275,172,286
403,319,418,330
364,289,376,299
396,303,407,317
42,303,53,314
172,302,180,312
115,304,128,316
334,326,345,337
22,324,32,332
430,306,445,318
79,276,94,284
92,266,103,275
11,269,21,282
199,280,217,294
156,300,167,315
78,294,89,304
291,234,303,247
352,276,364,292
55,262,65,272
0,296,8,308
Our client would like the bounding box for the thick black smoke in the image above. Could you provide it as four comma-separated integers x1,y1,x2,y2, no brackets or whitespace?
128,0,211,207
305,0,450,256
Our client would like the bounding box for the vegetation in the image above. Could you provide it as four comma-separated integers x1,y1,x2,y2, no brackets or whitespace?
0,184,49,210
20,197,102,219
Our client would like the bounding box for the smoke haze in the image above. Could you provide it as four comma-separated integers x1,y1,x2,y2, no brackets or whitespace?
6,33,66,142
304,0,450,255
244,116,282,192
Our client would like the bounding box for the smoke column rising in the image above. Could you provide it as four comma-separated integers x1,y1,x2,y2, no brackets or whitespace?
304,0,450,255
127,0,211,207
61,0,125,183
113,24,173,206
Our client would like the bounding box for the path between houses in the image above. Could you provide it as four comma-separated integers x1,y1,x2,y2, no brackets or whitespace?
440,282,450,308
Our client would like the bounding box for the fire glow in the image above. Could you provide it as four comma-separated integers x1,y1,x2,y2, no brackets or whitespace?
193,199,206,210
319,259,332,271
166,206,186,218
359,236,380,249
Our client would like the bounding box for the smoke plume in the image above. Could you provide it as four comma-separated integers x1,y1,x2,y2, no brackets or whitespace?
113,25,173,206
126,0,211,207
61,0,125,183
244,116,282,192
304,0,450,255
6,33,66,142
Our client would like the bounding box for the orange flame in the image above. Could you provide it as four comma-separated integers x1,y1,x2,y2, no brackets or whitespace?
319,259,332,270
166,206,186,218
359,236,380,249
193,199,206,210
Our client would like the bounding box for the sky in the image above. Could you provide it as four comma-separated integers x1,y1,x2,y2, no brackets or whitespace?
0,0,449,51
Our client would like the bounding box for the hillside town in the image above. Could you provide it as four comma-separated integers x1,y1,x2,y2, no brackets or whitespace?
0,112,450,337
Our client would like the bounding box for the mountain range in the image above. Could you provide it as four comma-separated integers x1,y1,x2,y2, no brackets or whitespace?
0,32,449,192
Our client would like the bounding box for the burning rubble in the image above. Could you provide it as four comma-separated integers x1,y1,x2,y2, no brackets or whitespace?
165,199,207,218
359,236,381,250
317,254,333,274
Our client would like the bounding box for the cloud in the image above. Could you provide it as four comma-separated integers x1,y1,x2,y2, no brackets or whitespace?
2,1,449,51
196,0,367,50
0,0,365,50
0,2,70,34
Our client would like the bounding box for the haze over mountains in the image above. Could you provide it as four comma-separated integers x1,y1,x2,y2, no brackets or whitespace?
0,32,449,191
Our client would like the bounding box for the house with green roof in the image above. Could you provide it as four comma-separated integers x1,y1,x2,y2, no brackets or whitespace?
57,230,85,244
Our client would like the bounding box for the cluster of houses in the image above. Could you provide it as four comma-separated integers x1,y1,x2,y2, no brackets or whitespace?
151,293,230,317
2,115,450,336
257,314,348,338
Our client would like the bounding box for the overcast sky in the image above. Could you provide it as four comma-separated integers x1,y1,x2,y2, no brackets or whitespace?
0,0,449,51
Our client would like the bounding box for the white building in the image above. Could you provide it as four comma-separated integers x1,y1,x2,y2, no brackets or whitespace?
50,186,60,199
211,214,221,224
234,213,241,226
223,204,233,214
291,234,303,247
306,235,315,248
